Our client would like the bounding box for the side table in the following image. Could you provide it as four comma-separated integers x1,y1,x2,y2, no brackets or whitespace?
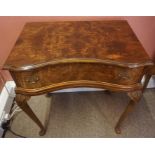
3,20,153,135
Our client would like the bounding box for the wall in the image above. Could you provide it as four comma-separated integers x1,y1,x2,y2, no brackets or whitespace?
0,16,155,86
125,16,155,59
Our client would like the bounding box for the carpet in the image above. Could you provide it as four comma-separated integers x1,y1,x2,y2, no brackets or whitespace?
5,89,155,138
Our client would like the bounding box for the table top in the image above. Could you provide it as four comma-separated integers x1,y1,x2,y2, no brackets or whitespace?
3,20,153,71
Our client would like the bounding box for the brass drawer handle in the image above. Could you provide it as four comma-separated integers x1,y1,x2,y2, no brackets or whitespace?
25,75,39,84
118,73,129,80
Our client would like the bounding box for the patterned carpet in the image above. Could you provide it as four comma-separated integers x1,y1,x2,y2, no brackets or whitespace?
5,89,155,138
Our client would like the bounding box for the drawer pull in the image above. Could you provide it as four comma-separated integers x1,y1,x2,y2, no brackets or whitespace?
26,76,39,84
118,73,129,80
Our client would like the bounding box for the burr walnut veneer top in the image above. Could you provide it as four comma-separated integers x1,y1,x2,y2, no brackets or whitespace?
3,20,152,71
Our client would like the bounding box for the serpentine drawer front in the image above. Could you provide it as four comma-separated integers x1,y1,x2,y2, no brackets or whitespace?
11,63,144,89
3,20,153,136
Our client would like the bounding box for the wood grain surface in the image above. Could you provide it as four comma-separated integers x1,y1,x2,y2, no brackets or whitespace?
11,63,144,89
3,20,152,71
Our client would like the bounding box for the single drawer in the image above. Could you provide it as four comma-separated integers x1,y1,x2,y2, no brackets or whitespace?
11,63,144,89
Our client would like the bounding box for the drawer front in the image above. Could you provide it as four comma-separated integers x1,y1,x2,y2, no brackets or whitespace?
11,63,144,89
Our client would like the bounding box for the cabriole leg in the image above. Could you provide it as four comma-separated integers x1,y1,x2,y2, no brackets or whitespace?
115,90,142,134
142,74,151,92
15,94,46,136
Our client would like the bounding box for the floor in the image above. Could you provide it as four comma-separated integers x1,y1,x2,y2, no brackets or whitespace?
5,89,155,138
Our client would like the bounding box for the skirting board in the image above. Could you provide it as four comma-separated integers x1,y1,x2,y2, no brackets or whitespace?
145,75,155,88
0,81,15,137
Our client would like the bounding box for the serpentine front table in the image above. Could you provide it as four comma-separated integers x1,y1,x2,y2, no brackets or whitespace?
3,20,153,136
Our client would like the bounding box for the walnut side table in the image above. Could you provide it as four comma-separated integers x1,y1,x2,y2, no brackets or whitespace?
3,20,153,136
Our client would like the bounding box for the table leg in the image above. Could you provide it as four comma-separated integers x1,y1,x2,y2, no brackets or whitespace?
115,90,142,134
142,74,151,92
15,94,46,136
